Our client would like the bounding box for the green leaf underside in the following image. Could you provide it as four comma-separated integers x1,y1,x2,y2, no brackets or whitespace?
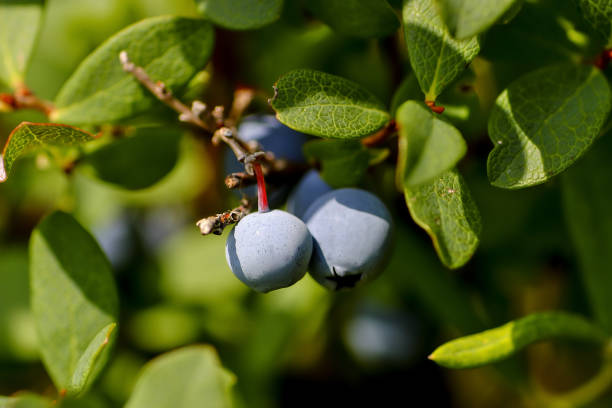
574,0,612,41
195,0,282,30
405,169,481,269
303,139,388,188
125,346,235,408
0,0,43,87
0,122,94,183
30,212,119,395
562,134,612,333
271,69,390,139
430,311,607,369
396,101,466,187
403,0,480,101
52,16,214,125
0,394,51,408
83,128,181,190
435,0,518,39
306,0,400,38
487,64,611,189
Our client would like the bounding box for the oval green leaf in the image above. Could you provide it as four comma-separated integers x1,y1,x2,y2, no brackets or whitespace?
396,100,466,188
434,0,520,39
270,69,390,139
30,211,119,396
306,0,400,38
574,0,612,41
430,311,607,369
83,128,181,190
52,16,214,125
195,0,282,30
0,0,43,88
487,64,611,189
303,139,388,188
562,134,612,333
403,0,480,101
404,169,481,269
0,122,94,183
125,345,236,408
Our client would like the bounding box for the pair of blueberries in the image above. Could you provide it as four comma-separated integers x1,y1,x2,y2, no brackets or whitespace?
224,115,393,292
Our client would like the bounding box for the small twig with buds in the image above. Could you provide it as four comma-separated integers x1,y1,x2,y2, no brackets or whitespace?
119,50,214,132
196,199,251,235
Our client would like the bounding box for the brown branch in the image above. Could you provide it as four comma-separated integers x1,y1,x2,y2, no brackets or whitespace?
196,199,252,235
0,86,54,116
119,51,214,132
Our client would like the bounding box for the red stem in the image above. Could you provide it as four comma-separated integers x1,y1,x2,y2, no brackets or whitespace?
253,163,269,212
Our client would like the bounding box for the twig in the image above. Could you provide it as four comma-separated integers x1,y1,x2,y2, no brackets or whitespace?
196,199,251,235
119,51,214,132
226,87,256,128
0,86,54,116
119,50,266,171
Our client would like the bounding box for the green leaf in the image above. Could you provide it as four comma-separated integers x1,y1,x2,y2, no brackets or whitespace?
0,393,52,408
396,101,466,188
402,0,480,101
434,0,519,39
487,64,611,189
389,75,422,116
306,0,400,38
0,122,94,183
270,69,390,139
404,169,481,268
30,211,119,395
0,0,44,87
83,128,181,190
51,16,214,125
562,134,612,333
574,0,612,41
195,0,283,30
125,345,235,408
430,311,607,369
303,139,388,188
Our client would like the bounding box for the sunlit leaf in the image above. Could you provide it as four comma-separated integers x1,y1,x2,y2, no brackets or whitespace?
52,16,214,125
30,211,118,395
487,64,611,189
430,311,607,369
0,122,94,183
0,0,44,87
271,69,390,139
396,101,466,188
404,169,481,268
434,0,520,39
402,0,480,101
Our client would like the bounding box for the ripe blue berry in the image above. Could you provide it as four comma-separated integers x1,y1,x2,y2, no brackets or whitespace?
225,209,313,292
286,170,332,220
303,188,393,290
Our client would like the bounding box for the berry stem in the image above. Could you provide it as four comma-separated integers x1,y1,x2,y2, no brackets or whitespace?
253,163,269,212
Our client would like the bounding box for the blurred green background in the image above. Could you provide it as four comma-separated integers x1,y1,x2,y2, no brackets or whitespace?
1,0,611,407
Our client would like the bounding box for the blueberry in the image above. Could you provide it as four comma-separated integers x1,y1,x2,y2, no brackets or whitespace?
225,209,313,292
303,188,393,290
286,170,332,219
224,115,308,201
